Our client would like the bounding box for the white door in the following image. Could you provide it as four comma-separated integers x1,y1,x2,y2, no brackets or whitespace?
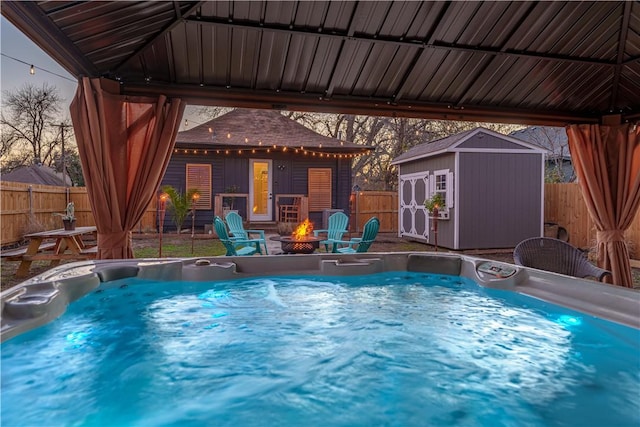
399,171,430,240
249,159,272,221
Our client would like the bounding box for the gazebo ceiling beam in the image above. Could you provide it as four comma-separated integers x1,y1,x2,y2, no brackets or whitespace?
122,82,598,127
113,1,206,73
186,16,616,68
609,0,632,110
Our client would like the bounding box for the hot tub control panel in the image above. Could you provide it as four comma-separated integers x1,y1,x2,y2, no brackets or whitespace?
477,261,517,279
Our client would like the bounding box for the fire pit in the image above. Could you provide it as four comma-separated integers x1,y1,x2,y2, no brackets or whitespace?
279,218,321,254
279,236,322,254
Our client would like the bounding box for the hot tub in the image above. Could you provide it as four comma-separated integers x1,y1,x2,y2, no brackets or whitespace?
2,252,639,426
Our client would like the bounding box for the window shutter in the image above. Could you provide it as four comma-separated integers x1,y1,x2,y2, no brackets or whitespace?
186,164,212,209
308,168,332,211
429,173,436,196
447,171,454,208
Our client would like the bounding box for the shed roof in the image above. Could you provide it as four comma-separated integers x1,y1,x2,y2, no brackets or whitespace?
391,127,547,165
0,164,70,186
176,108,369,154
3,1,639,125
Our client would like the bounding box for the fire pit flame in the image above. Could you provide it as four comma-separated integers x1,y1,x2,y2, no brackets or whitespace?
280,219,321,254
292,218,314,240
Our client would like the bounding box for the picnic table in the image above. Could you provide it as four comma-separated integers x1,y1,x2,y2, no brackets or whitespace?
4,226,98,278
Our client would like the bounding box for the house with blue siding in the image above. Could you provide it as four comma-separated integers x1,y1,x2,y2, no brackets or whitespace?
391,127,546,250
160,109,369,231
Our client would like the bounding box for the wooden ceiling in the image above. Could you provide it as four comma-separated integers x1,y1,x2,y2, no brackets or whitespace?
3,1,640,125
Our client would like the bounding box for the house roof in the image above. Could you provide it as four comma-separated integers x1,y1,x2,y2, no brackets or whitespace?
176,108,369,154
0,164,70,186
3,1,639,126
391,127,547,165
510,126,570,158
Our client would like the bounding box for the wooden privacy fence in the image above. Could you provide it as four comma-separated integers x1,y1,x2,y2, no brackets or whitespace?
1,183,638,258
351,191,398,233
544,183,639,258
0,182,157,246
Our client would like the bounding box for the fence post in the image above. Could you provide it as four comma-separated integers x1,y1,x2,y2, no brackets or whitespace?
28,185,33,215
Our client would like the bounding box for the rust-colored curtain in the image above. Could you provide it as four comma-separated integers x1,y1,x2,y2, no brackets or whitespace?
70,77,185,259
566,123,640,287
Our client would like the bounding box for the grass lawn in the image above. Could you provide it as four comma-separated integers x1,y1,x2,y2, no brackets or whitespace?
133,236,226,258
2,233,638,291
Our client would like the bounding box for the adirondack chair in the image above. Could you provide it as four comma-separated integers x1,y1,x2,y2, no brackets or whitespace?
225,211,268,254
214,216,262,256
313,211,349,252
330,217,380,254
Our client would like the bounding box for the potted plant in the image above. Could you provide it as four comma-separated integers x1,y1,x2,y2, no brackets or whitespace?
53,202,76,230
424,193,445,218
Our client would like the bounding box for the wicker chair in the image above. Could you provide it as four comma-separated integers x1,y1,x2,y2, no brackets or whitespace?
513,237,611,282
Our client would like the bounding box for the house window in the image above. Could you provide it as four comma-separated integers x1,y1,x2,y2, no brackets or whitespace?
186,164,211,209
308,168,332,211
435,172,447,203
431,169,453,219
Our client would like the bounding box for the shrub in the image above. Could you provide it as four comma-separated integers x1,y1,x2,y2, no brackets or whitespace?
161,185,200,233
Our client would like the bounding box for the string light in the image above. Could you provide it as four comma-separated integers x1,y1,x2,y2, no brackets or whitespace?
173,116,368,158
173,147,366,159
0,53,76,82
179,139,361,158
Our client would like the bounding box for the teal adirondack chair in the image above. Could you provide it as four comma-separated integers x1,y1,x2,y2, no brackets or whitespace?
330,217,380,254
214,216,261,256
313,211,349,252
225,211,268,254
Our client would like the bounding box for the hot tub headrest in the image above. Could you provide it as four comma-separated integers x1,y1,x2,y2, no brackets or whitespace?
407,254,462,276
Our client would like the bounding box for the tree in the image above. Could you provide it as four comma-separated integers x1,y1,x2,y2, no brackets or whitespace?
51,149,84,186
0,83,71,172
286,110,525,192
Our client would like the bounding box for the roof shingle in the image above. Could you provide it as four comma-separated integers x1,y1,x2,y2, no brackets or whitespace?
176,109,368,154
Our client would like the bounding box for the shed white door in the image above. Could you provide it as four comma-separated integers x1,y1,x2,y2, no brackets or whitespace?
399,172,429,240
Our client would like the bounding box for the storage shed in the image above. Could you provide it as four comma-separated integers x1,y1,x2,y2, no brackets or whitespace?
391,127,546,250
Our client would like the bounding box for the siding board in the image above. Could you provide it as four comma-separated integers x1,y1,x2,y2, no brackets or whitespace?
458,152,542,249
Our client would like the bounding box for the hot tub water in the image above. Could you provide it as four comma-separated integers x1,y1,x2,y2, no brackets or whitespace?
2,272,639,426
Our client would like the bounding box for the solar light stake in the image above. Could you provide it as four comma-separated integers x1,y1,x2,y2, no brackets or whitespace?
190,193,200,254
159,193,168,257
432,206,439,252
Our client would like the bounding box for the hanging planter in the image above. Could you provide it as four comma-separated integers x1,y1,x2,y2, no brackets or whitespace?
424,194,445,252
424,193,445,219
